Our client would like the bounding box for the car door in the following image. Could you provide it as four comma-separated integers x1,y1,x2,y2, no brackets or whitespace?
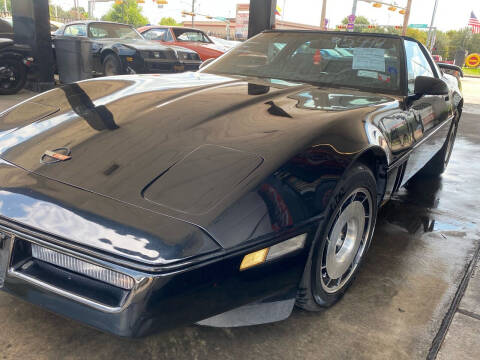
402,39,450,182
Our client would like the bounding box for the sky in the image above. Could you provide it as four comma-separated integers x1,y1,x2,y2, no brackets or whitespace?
56,0,480,31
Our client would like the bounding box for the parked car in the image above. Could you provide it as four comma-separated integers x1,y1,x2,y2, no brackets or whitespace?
54,21,202,76
209,36,242,51
0,19,35,94
0,31,463,337
1,17,63,35
137,25,225,61
0,18,12,39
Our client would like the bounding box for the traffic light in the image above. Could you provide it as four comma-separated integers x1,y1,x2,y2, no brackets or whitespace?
388,6,397,11
182,11,195,17
372,3,382,8
156,0,168,4
115,0,123,4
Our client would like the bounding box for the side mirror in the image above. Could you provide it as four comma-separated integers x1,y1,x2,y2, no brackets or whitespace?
437,63,464,78
199,58,215,69
414,76,449,96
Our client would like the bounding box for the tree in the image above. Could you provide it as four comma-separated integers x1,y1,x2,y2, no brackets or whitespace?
341,15,370,32
405,28,428,45
2,0,11,13
159,17,181,26
102,0,148,27
49,5,89,21
341,15,370,25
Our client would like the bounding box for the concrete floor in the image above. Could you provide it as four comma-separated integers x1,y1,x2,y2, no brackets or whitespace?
0,80,480,359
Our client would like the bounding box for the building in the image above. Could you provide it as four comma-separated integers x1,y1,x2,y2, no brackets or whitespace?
182,3,321,40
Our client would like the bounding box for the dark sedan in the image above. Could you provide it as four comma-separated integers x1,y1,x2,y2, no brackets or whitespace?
54,21,202,76
0,30,463,337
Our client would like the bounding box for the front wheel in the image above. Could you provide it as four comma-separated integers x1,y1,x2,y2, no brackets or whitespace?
0,58,27,95
296,164,377,310
103,54,122,76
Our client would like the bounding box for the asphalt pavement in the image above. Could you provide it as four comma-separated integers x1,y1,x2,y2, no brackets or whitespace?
0,79,479,359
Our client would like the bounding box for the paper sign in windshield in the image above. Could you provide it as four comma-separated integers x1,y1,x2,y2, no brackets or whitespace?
352,48,385,72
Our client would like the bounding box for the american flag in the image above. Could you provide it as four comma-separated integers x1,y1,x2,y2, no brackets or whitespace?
469,11,480,34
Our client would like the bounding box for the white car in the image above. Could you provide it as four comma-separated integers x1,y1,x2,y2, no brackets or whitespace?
210,36,241,51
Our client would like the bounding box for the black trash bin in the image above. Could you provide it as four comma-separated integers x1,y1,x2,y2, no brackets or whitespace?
454,49,468,67
54,36,93,83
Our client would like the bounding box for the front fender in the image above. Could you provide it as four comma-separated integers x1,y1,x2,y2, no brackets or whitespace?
0,51,24,61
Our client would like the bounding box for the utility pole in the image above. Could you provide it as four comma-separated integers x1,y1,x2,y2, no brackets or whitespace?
402,0,413,36
320,0,327,29
427,0,439,50
351,0,358,16
192,0,195,28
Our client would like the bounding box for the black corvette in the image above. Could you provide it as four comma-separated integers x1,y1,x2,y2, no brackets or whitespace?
0,31,463,336
54,21,202,76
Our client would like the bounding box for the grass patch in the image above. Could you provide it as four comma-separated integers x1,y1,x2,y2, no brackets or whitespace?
463,67,480,76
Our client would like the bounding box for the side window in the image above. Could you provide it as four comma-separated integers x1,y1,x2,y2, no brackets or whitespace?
404,40,435,94
143,29,167,41
164,29,173,42
63,24,87,37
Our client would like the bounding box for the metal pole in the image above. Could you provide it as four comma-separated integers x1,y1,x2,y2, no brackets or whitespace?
427,0,439,49
192,0,195,28
320,0,327,29
402,0,413,36
351,0,358,16
3,0,7,13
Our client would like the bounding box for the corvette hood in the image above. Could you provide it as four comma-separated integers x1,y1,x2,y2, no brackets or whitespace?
0,73,393,224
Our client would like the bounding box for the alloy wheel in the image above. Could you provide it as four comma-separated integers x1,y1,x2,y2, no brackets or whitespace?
318,188,373,294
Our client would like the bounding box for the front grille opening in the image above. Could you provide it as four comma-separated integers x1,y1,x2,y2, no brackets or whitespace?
10,237,132,308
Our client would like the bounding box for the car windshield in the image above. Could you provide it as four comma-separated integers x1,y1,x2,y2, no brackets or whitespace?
202,32,403,93
0,18,12,32
173,28,211,43
88,23,143,40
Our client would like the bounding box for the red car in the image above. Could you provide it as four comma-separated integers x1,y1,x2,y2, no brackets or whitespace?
137,26,226,61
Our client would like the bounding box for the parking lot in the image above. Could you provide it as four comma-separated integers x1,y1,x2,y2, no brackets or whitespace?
0,78,478,359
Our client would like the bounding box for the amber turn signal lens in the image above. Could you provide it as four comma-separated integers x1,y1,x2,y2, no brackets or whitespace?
126,57,134,62
240,248,269,271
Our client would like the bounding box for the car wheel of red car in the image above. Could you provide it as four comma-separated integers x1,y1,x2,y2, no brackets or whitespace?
103,54,122,76
296,164,377,310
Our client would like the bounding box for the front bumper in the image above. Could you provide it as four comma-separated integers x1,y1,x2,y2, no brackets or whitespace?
0,220,309,337
124,57,201,74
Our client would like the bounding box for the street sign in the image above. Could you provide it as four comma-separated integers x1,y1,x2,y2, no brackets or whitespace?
347,14,356,32
409,24,428,28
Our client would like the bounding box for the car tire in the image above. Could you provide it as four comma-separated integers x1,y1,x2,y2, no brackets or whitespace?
417,112,459,177
296,164,377,311
103,54,122,76
0,57,27,95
